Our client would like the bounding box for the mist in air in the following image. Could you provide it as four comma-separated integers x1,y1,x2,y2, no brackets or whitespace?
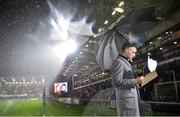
11,0,94,79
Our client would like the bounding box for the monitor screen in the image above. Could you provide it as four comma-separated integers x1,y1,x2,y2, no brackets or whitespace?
54,82,68,94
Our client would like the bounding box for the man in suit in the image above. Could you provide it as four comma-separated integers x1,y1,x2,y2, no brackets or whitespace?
111,42,144,116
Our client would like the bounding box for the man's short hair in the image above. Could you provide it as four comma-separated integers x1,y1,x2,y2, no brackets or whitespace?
121,42,136,52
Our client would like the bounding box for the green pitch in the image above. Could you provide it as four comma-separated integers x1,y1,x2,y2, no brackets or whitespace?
0,99,176,116
0,99,117,116
0,99,85,116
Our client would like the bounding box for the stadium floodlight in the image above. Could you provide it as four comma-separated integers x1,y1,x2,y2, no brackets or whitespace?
104,20,108,25
52,39,77,59
118,1,124,7
114,7,124,13
42,79,45,83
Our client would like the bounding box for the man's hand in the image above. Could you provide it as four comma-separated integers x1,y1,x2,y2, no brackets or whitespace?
136,76,144,85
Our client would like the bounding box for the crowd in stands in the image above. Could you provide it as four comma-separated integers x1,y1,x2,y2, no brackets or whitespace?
71,79,114,105
155,47,180,62
74,71,111,89
0,83,45,99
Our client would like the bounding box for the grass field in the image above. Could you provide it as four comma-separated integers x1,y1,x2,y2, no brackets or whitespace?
0,99,179,116
0,99,86,116
0,99,117,116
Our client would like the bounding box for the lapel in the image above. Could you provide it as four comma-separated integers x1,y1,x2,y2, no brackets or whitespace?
118,56,132,69
118,56,138,78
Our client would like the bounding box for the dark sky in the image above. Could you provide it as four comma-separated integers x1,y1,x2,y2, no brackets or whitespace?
0,0,95,77
0,0,49,38
0,0,54,76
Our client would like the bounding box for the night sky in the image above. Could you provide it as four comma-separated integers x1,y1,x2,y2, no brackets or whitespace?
0,0,60,76
0,0,97,77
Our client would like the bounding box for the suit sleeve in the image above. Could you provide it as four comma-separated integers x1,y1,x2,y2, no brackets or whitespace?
111,59,137,88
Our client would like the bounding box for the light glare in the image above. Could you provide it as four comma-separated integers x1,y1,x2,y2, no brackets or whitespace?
52,39,77,59
119,1,124,7
112,11,116,15
114,7,124,13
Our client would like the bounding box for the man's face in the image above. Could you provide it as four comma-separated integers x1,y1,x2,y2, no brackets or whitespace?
124,47,137,61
